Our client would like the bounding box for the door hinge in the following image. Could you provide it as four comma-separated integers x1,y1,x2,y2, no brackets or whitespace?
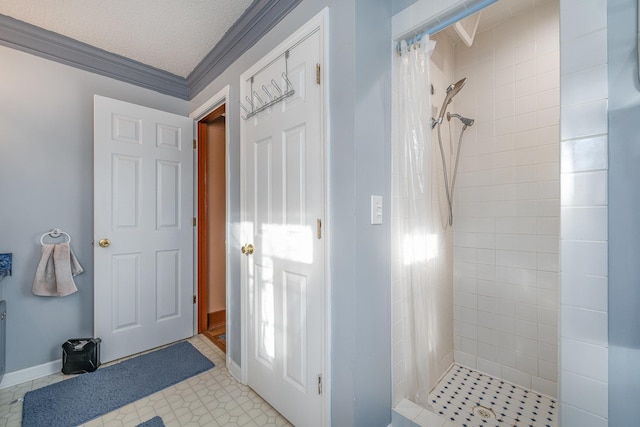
193,139,196,149
193,217,197,227
316,63,321,85
317,219,322,239
317,374,322,394
193,295,197,304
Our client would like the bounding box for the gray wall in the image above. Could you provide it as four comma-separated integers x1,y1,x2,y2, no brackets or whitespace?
608,0,640,423
392,0,419,15
191,0,392,425
0,45,188,372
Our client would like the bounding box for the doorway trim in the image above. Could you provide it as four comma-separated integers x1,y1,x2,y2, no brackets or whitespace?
191,85,234,377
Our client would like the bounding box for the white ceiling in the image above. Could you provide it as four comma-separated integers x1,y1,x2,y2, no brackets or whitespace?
0,0,253,78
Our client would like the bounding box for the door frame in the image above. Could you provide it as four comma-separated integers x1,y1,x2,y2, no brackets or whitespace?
239,8,330,425
191,85,233,374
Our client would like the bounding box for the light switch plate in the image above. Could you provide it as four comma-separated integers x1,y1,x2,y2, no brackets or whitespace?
371,195,383,225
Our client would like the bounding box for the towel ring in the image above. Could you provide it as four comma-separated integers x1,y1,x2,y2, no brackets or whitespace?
40,228,71,246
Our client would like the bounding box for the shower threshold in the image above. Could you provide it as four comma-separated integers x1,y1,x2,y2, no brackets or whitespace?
428,364,557,427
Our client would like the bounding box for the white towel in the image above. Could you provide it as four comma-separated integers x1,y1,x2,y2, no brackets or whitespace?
32,243,83,296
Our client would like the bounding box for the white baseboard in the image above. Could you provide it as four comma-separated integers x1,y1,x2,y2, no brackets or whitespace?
228,358,243,384
0,359,61,389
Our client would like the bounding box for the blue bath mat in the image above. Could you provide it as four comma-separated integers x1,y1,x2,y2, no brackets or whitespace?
22,341,214,427
137,416,165,427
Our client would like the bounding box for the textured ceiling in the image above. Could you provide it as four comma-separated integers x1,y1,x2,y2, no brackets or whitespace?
0,0,253,78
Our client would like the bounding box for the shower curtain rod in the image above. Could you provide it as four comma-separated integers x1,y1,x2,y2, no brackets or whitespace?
395,0,497,54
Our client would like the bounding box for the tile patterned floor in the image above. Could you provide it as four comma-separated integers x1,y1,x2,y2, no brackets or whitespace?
429,365,558,427
0,335,293,427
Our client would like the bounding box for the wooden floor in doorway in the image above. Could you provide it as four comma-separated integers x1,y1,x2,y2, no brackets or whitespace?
203,322,226,353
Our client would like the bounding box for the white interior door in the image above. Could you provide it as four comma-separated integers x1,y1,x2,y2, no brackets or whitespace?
94,95,194,363
242,26,325,426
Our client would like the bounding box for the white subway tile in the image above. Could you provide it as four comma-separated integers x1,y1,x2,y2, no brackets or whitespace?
539,359,558,381
561,170,607,206
537,217,560,236
537,235,559,253
560,370,608,418
538,289,558,309
560,29,607,76
560,403,608,427
514,164,536,182
561,338,608,382
477,357,502,377
536,86,560,111
539,323,558,344
537,124,560,146
515,93,537,115
477,280,497,297
515,75,538,98
461,337,478,355
561,306,607,346
536,162,560,182
560,240,608,278
561,206,607,241
515,42,537,65
538,306,558,327
517,318,538,340
537,271,559,290
496,349,517,369
537,252,559,272
495,65,515,86
454,350,477,369
502,366,531,389
532,375,558,398
536,181,560,199
537,51,560,75
561,64,608,106
516,335,538,356
517,352,539,376
560,274,607,311
561,100,608,140
495,330,517,350
539,341,558,363
517,302,538,322
559,0,607,42
560,135,607,173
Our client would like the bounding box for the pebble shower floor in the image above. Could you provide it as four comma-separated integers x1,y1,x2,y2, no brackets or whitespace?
429,365,557,427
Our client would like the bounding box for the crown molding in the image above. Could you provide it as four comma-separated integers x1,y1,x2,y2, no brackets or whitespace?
187,0,303,98
0,14,190,100
0,0,302,101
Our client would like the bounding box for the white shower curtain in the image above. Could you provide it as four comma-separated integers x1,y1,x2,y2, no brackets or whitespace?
392,38,447,405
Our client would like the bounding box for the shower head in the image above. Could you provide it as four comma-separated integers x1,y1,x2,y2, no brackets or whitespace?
432,78,467,128
447,112,475,127
444,78,467,103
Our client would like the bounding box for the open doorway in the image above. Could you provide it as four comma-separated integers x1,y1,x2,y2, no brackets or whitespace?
197,103,227,353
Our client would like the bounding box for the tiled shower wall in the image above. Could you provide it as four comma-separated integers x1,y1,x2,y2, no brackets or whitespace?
448,1,560,397
558,0,609,424
393,1,609,423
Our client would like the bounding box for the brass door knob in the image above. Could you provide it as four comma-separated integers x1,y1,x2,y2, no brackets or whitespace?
241,244,254,255
98,238,111,248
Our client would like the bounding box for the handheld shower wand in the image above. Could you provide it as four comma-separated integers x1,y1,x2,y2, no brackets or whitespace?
431,77,475,227
431,77,467,128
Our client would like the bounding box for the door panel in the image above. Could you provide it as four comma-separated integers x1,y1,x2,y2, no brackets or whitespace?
94,95,193,363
